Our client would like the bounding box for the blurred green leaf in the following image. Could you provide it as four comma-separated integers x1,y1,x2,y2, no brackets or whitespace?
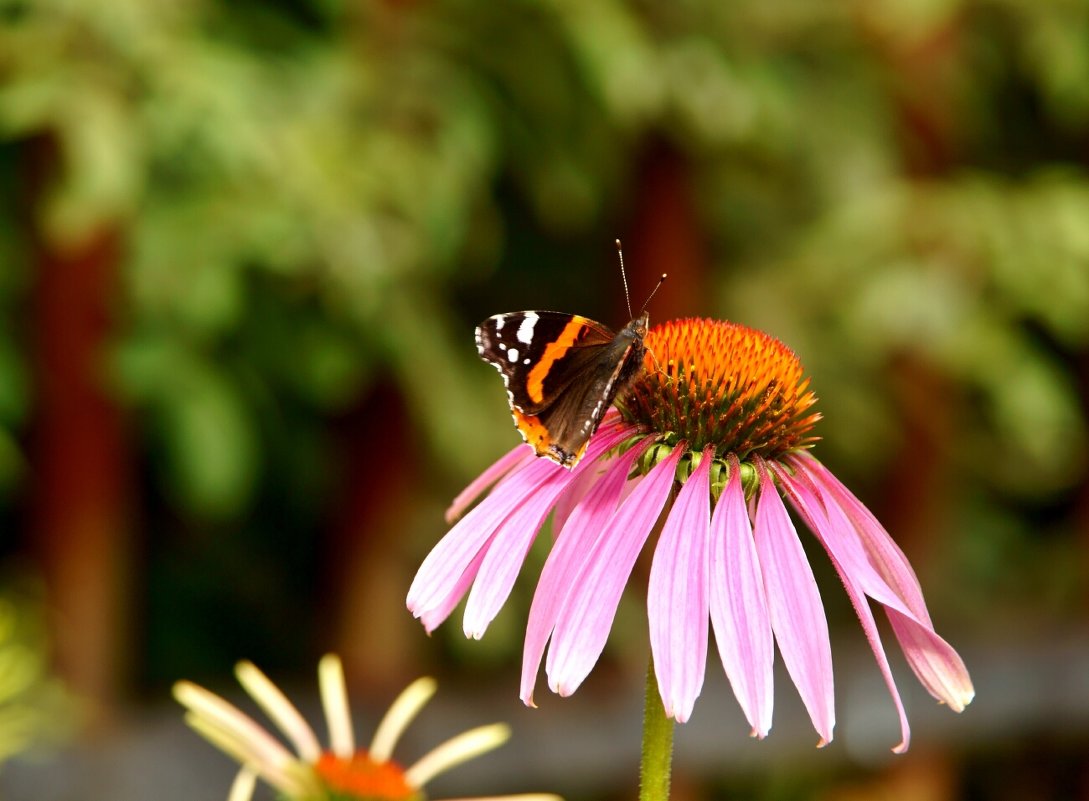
0,339,28,426
158,360,259,518
0,589,75,765
1,0,1089,688
0,429,23,497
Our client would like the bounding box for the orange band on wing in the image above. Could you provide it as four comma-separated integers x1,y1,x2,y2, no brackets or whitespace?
512,409,552,456
526,318,585,405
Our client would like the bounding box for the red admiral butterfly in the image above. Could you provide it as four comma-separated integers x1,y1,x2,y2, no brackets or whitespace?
477,241,665,468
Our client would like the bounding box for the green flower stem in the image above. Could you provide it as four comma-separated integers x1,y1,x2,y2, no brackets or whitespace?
639,655,674,801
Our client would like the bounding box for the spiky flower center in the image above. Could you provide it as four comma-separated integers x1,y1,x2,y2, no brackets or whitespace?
617,318,820,483
315,751,421,801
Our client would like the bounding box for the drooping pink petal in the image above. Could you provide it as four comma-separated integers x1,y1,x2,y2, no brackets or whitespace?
546,447,684,697
848,586,911,753
418,546,490,633
462,425,632,639
775,464,910,752
407,457,559,629
462,483,569,640
520,442,648,705
551,458,608,537
752,460,835,746
550,414,633,536
648,447,712,723
885,609,974,712
445,444,533,524
788,454,975,712
709,455,774,738
789,453,929,621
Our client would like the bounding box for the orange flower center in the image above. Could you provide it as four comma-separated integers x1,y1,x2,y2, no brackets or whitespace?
315,751,421,801
619,318,820,461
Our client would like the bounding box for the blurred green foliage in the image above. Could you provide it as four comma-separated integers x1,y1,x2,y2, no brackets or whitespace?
0,587,73,766
736,173,1089,494
0,2,1086,798
1,0,1087,516
0,0,1087,683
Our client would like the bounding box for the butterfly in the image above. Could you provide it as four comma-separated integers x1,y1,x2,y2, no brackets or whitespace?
476,241,665,468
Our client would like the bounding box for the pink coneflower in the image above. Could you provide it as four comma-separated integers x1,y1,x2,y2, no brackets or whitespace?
408,318,973,752
174,654,563,801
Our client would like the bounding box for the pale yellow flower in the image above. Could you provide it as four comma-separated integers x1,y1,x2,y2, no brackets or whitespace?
175,654,562,801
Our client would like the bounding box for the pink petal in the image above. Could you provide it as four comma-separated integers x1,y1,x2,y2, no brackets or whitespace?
775,465,910,752
709,456,774,738
520,442,648,705
546,447,684,697
550,412,634,536
551,459,607,537
407,457,558,629
418,546,490,632
462,425,632,639
788,454,974,712
886,609,975,713
752,462,835,746
445,444,533,523
648,447,712,723
788,454,929,621
461,473,571,639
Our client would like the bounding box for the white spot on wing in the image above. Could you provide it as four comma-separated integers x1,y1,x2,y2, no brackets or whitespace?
507,347,520,362
516,313,538,345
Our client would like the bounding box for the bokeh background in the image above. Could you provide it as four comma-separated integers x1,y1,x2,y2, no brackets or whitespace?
2,0,1089,798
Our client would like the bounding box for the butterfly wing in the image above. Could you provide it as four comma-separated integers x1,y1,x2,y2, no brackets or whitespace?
477,311,616,414
527,336,644,465
477,311,646,467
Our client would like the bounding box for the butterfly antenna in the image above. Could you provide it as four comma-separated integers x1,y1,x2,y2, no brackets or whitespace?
639,272,668,316
615,238,633,319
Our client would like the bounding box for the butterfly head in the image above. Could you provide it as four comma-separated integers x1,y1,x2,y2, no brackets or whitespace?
628,311,649,340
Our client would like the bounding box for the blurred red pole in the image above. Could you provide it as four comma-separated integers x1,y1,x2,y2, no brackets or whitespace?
854,10,964,564
327,381,418,690
28,141,132,716
624,140,707,324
